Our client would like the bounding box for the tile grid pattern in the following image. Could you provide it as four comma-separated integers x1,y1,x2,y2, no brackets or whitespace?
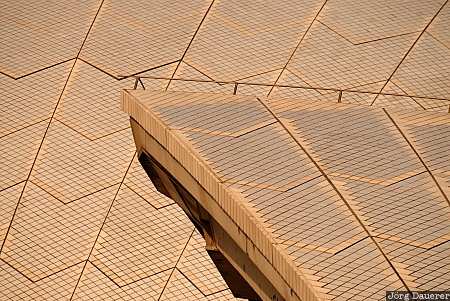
1,1,240,300
2,0,450,300
123,90,450,300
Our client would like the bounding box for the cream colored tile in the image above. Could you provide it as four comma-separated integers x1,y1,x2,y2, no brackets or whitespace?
55,60,134,140
90,186,192,286
72,262,170,301
81,0,212,76
1,0,100,77
30,120,135,203
123,157,174,209
0,259,83,301
185,0,325,81
390,34,450,100
160,269,238,301
0,182,25,244
1,182,117,280
177,231,228,295
287,22,415,90
318,0,443,44
0,61,72,137
0,120,48,190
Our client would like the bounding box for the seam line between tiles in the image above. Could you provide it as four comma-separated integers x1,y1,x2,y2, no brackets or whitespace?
175,267,208,297
257,97,411,291
0,0,105,257
157,230,195,301
390,81,426,110
29,179,120,205
0,58,75,80
267,0,329,96
371,0,449,105
52,117,130,142
122,183,175,210
0,181,26,193
88,257,175,289
383,109,450,207
165,0,216,91
316,19,421,46
15,58,76,80
0,118,51,140
69,151,136,300
0,257,84,283
425,31,450,51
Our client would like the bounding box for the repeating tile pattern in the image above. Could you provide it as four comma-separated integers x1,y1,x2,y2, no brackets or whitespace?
72,262,171,301
0,260,83,301
0,61,72,137
1,0,99,77
177,231,229,296
168,62,234,94
373,81,424,110
427,3,450,49
139,91,274,138
388,34,450,100
270,99,450,247
81,0,212,76
285,239,406,300
0,121,48,190
184,0,326,81
1,182,116,280
125,90,450,301
55,61,134,140
123,157,174,209
90,185,192,286
389,109,450,199
270,69,339,102
0,182,25,244
236,69,281,98
340,82,385,106
318,0,444,44
3,0,450,300
377,239,450,290
160,270,240,301
30,121,135,203
236,178,366,254
136,62,177,91
286,22,415,90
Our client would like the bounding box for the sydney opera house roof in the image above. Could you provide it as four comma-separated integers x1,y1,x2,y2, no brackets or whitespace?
1,0,449,300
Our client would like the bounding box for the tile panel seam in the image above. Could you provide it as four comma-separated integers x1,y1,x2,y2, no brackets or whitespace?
257,96,411,291
371,0,450,105
0,0,107,256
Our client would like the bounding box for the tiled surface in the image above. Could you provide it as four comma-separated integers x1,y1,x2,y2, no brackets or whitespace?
0,61,72,137
2,0,450,300
72,263,171,301
30,120,135,203
81,0,213,76
387,34,450,100
317,0,444,44
184,0,326,81
124,90,450,301
427,4,450,49
0,183,25,244
1,183,116,280
177,231,230,296
285,22,415,90
1,0,100,77
0,121,48,190
0,260,84,301
90,185,192,286
55,60,134,140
